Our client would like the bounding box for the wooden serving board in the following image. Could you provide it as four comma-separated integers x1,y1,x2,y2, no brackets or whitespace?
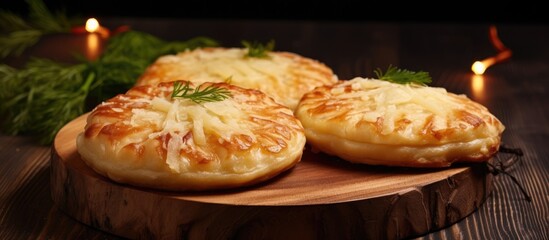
51,113,493,240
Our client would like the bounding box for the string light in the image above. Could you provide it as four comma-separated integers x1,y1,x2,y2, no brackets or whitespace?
471,25,512,75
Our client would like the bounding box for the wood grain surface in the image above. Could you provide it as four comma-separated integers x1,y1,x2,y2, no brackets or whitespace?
50,113,493,239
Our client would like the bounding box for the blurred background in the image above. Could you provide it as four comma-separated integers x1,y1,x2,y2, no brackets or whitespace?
2,0,548,24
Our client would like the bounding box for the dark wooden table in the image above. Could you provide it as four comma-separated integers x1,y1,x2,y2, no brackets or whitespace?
1,19,548,239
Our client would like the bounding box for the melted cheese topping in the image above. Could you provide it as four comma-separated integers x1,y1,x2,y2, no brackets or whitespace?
295,77,505,167
77,81,306,191
135,47,337,110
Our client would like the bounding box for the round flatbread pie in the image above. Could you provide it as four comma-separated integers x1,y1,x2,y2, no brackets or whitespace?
294,77,505,168
76,81,306,191
134,47,337,110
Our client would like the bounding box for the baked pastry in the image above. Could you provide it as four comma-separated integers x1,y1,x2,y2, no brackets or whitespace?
294,77,505,168
134,47,337,110
76,81,306,191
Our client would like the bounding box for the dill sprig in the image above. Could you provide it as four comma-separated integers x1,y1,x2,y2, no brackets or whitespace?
0,0,78,58
241,39,275,58
171,81,232,104
0,59,89,144
0,30,218,144
374,65,432,85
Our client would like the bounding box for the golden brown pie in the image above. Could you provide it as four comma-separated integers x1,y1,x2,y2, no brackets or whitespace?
294,77,505,168
76,81,306,191
134,47,337,110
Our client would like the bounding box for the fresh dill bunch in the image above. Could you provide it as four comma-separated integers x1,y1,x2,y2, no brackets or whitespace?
86,31,219,105
241,39,275,58
374,65,432,85
0,59,89,144
0,30,218,144
0,0,78,58
171,81,232,104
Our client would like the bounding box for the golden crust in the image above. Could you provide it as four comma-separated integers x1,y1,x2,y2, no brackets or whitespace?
77,81,306,191
295,78,505,168
135,47,337,110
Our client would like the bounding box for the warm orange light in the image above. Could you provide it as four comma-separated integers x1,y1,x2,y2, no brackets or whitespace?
83,18,109,38
85,18,100,32
67,17,116,60
86,33,100,60
471,74,485,101
472,74,485,93
471,25,512,75
81,18,108,60
471,49,512,75
471,61,487,75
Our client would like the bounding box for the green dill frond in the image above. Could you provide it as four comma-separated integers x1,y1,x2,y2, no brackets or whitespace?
0,30,218,144
171,81,232,104
0,29,42,58
0,0,76,58
242,39,275,58
0,11,32,32
374,65,432,85
26,0,72,33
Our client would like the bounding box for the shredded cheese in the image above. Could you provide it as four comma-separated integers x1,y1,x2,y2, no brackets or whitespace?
125,92,261,172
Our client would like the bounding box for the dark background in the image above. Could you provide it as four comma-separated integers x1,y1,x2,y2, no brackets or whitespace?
2,0,548,24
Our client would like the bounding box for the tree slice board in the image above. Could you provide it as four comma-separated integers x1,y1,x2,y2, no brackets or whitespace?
51,113,493,240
